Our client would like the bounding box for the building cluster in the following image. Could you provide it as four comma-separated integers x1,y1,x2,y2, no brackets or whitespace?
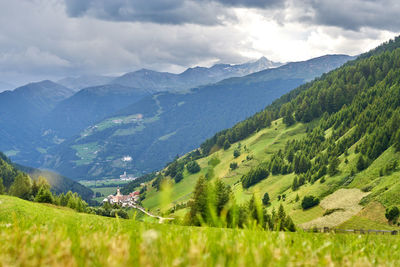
103,187,140,207
119,171,137,181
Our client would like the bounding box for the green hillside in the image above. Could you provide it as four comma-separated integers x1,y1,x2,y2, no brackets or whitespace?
1,195,399,266
0,152,93,202
44,55,352,180
134,37,400,230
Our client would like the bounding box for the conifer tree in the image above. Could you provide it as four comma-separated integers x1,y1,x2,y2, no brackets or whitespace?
291,177,299,191
188,176,209,225
35,186,54,204
262,192,270,206
9,173,32,200
214,179,231,216
0,177,4,194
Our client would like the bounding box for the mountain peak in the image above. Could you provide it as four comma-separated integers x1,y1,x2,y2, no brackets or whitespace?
250,56,282,67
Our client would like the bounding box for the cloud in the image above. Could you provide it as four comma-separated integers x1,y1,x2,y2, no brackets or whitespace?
64,0,234,25
0,47,71,72
63,0,400,32
289,0,400,32
214,0,284,8
0,0,397,87
63,0,286,25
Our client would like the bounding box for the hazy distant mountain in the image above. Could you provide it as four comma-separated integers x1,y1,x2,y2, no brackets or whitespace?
0,80,74,164
44,55,353,179
58,75,114,91
0,81,14,93
43,84,151,138
112,57,282,92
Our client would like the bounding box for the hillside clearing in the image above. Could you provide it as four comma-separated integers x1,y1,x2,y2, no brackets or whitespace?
301,189,369,228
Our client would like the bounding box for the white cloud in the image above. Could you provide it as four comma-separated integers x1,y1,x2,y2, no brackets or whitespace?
0,0,397,86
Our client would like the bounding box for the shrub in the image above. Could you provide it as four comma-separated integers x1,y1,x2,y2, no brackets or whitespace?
241,166,269,188
208,157,220,167
205,168,214,180
187,161,201,174
233,149,241,158
361,185,373,192
262,192,270,206
223,140,231,150
385,206,400,223
323,208,344,216
301,195,320,210
230,162,238,170
116,209,129,219
110,209,129,219
174,172,183,183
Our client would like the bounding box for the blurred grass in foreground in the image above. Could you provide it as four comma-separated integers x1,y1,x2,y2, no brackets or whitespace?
0,195,399,266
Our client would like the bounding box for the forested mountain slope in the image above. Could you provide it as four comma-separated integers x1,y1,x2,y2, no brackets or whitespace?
134,36,400,229
0,152,93,201
1,58,278,170
44,55,352,179
43,84,150,138
0,80,74,164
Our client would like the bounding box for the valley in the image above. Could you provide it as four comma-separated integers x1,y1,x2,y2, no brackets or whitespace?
1,5,400,264
127,38,400,233
41,55,352,180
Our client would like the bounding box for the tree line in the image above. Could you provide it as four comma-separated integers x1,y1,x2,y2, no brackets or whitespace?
182,176,295,231
1,152,129,219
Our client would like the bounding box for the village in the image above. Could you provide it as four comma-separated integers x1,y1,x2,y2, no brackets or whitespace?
103,187,175,223
103,187,140,208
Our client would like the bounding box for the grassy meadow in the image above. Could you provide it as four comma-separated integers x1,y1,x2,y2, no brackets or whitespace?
141,119,400,230
1,195,400,266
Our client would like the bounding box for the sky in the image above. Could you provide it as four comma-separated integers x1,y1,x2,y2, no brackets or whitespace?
0,0,398,87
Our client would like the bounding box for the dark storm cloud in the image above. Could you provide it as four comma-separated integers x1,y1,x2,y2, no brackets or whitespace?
64,0,285,25
64,0,400,32
64,0,230,25
297,0,400,31
0,0,397,86
212,0,284,8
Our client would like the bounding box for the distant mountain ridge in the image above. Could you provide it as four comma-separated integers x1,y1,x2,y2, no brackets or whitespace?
0,81,14,93
56,57,281,94
0,56,281,169
43,84,151,139
0,80,74,157
112,57,282,92
57,75,115,91
43,54,353,179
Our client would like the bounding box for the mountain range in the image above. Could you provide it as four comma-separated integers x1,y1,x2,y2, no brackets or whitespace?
42,55,353,179
130,36,400,231
112,57,282,92
0,80,74,158
0,81,14,93
0,58,272,166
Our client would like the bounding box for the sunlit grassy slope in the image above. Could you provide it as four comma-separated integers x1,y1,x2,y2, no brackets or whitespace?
1,195,400,266
142,118,400,229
